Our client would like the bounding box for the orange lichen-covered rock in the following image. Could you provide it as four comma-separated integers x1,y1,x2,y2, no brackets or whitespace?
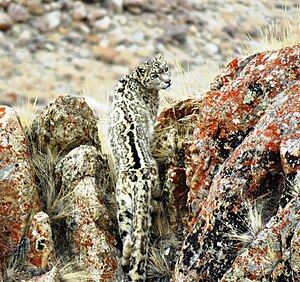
26,266,61,282
174,82,300,281
23,266,62,282
55,145,123,282
152,98,202,236
30,95,100,156
187,44,300,217
26,212,56,273
0,106,41,270
221,193,300,281
153,97,202,163
150,99,203,274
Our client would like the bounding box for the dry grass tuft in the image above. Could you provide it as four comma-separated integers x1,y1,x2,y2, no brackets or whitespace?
228,202,264,251
159,59,219,109
262,244,282,275
59,261,89,282
147,245,173,282
30,146,75,221
243,7,300,54
14,97,39,129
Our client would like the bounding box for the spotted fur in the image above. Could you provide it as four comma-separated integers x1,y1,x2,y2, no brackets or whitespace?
109,54,171,281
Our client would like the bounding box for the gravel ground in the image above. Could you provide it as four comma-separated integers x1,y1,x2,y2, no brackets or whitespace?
0,0,299,111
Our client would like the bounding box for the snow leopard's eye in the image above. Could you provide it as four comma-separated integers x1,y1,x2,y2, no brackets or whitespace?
164,67,169,72
151,74,159,79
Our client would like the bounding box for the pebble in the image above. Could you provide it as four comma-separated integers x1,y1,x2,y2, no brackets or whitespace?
46,11,61,30
94,16,112,32
87,9,106,25
205,42,219,55
92,46,118,63
108,0,124,14
22,0,45,16
71,1,87,21
18,29,32,43
124,0,144,14
0,0,11,8
132,30,145,42
7,3,30,23
0,12,12,31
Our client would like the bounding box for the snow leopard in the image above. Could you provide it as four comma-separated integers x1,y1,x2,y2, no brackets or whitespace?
109,53,171,281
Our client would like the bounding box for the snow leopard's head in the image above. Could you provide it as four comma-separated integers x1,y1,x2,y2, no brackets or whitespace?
135,53,172,90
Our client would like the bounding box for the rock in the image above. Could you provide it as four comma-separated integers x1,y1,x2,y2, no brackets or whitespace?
7,3,30,22
26,212,57,273
131,30,145,43
45,11,61,30
26,266,60,282
221,189,300,281
0,12,12,31
30,95,100,156
32,16,48,32
20,0,45,16
187,44,300,218
87,8,106,25
0,0,11,8
124,0,144,14
205,42,219,55
153,97,202,232
159,26,188,45
108,0,123,14
0,106,41,270
172,45,300,281
0,91,21,105
92,46,118,63
46,2,63,12
55,145,123,281
85,33,100,44
93,16,112,32
18,29,33,44
71,1,87,21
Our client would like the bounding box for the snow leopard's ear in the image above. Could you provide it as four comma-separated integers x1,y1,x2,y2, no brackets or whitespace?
155,53,163,60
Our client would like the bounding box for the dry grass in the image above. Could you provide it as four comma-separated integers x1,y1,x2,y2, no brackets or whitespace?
59,261,89,282
228,203,264,251
261,244,282,276
30,145,75,221
147,245,173,282
243,7,300,54
159,59,219,109
13,97,39,129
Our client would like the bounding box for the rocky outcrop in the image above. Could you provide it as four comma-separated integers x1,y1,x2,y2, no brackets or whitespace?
29,95,118,281
152,98,202,239
55,145,123,281
0,96,117,281
1,43,300,281
151,44,300,281
153,45,300,281
187,44,300,219
0,106,40,266
0,106,56,280
30,95,100,156
174,82,300,281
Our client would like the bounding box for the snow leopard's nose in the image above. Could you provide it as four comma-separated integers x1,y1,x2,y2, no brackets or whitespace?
165,78,172,86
